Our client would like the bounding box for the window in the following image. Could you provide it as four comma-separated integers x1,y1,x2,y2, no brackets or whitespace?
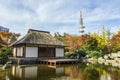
17,47,23,56
39,47,47,54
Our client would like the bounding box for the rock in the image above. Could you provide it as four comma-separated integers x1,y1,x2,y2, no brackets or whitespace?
6,61,12,64
104,62,110,65
117,60,120,63
117,51,120,54
88,57,95,61
112,63,118,67
98,57,104,60
109,56,114,60
85,55,90,58
117,51,120,57
2,64,11,69
98,60,105,64
98,57,105,63
0,65,3,67
117,64,120,68
111,53,118,58
104,55,109,59
114,57,120,61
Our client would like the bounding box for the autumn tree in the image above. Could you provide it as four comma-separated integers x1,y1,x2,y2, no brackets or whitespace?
91,27,113,54
0,31,20,62
94,27,110,47
65,35,81,51
0,31,20,47
54,32,81,55
54,27,118,58
0,37,6,48
109,30,120,52
79,34,91,50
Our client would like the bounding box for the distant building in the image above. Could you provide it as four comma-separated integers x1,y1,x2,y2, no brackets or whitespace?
0,26,9,32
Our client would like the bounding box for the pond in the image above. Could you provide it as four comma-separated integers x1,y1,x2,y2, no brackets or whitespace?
0,63,120,80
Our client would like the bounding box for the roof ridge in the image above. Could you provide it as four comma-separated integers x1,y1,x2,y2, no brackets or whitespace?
28,29,50,33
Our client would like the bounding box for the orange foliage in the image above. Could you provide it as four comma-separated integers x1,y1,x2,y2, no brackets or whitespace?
109,30,120,52
65,35,81,51
0,31,20,46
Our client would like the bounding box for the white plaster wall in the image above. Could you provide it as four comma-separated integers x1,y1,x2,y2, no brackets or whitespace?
25,66,37,78
56,67,64,74
12,66,37,78
13,48,16,57
55,48,64,57
26,47,38,57
17,47,23,56
13,66,21,77
12,66,16,76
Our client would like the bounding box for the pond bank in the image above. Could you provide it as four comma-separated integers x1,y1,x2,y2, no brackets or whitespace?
83,58,120,67
82,51,120,68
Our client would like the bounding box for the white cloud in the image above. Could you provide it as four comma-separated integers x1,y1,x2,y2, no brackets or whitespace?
0,0,120,37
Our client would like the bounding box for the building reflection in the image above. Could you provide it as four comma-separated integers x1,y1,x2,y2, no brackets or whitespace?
37,65,68,80
7,65,67,80
10,65,38,80
4,63,120,80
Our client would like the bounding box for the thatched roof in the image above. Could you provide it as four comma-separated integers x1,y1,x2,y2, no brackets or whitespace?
11,29,65,46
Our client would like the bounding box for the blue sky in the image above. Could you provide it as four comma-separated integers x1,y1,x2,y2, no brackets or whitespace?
0,0,120,36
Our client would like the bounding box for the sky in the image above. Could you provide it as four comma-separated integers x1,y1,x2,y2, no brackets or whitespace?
0,0,120,36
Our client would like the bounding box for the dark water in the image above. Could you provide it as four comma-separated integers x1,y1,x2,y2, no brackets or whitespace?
0,63,120,80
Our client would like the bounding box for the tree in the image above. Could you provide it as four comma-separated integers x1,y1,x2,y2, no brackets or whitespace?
91,26,113,54
0,31,20,47
79,34,91,50
65,35,81,51
0,31,20,62
55,32,81,51
109,30,120,52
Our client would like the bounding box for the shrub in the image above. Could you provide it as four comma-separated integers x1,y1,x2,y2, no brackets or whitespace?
5,48,13,56
0,52,8,60
75,50,87,58
86,50,102,59
0,51,8,64
0,47,12,55
65,51,74,55
0,47,12,61
65,50,87,59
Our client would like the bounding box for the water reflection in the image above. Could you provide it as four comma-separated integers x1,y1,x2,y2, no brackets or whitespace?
11,66,38,79
1,63,120,80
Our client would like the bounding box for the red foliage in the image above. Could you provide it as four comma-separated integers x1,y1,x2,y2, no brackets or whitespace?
79,34,91,44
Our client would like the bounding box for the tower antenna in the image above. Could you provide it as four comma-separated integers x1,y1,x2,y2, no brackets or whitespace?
79,10,85,35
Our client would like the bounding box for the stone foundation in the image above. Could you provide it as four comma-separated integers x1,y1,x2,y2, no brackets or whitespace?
11,58,39,65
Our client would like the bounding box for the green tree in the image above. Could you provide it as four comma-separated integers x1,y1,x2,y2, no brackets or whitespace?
92,26,113,54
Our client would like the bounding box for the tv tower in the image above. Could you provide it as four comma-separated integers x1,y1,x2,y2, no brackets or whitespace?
79,10,85,35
